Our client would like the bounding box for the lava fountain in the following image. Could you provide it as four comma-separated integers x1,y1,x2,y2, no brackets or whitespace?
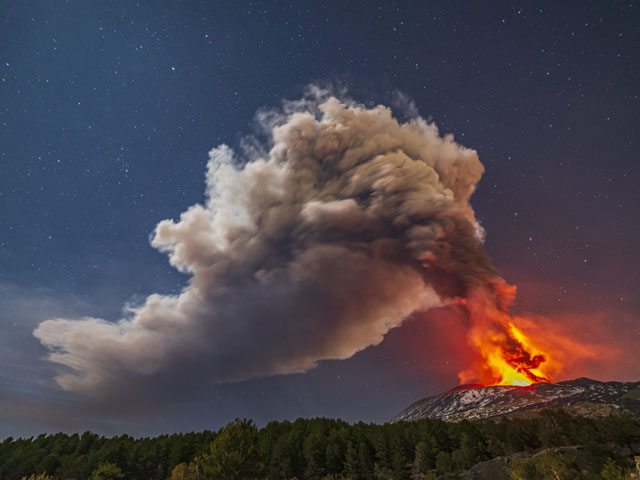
456,285,559,387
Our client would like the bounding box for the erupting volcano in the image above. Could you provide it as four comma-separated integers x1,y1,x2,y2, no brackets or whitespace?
34,90,596,402
448,283,558,388
459,299,554,388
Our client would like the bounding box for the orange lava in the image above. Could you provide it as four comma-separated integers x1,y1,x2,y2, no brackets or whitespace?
457,286,560,387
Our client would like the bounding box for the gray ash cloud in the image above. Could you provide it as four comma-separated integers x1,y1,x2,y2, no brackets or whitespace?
34,88,505,406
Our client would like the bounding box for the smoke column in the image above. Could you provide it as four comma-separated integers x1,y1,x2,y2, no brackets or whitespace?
34,88,524,402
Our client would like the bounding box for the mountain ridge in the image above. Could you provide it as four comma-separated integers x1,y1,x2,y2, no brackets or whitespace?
391,377,640,423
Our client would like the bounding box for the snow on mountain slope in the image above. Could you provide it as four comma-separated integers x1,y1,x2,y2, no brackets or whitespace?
391,378,640,422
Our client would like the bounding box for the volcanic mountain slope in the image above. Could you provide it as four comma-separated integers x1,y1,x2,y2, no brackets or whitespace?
391,378,640,423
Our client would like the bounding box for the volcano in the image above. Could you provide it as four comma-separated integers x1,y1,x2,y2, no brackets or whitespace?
391,378,640,423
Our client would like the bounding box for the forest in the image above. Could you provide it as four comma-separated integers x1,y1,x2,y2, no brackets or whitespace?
1,410,638,480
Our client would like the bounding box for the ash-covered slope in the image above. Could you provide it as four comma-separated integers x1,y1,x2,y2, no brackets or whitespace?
391,378,640,423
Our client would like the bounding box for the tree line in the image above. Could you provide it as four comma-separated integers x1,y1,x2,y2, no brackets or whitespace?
1,410,638,479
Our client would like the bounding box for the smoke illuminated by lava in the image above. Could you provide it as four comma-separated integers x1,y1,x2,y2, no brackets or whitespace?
33,87,594,402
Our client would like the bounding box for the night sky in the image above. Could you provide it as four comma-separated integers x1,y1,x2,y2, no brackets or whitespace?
1,1,639,438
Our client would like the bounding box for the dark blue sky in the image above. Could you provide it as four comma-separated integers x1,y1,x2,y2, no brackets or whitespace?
1,0,639,438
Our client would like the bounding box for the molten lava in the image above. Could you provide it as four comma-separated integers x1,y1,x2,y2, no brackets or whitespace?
457,286,559,387
479,321,552,386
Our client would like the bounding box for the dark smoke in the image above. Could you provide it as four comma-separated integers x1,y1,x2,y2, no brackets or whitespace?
34,88,507,403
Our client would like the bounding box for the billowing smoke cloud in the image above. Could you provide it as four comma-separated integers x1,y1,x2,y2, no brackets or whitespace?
34,88,508,403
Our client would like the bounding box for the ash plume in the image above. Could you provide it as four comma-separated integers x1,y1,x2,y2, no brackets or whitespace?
34,88,510,403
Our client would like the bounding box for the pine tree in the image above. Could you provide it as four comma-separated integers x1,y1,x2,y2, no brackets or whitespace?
601,457,632,480
91,462,124,480
435,451,454,477
199,418,264,480
170,462,201,480
325,440,343,478
343,441,361,480
357,441,374,478
303,430,326,479
412,441,431,476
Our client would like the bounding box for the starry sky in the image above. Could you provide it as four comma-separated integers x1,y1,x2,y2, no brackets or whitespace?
1,1,639,438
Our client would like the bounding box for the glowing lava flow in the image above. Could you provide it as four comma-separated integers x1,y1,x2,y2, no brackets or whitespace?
486,322,552,386
458,288,558,387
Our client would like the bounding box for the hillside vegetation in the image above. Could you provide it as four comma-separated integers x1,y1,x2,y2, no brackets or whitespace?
1,410,638,479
